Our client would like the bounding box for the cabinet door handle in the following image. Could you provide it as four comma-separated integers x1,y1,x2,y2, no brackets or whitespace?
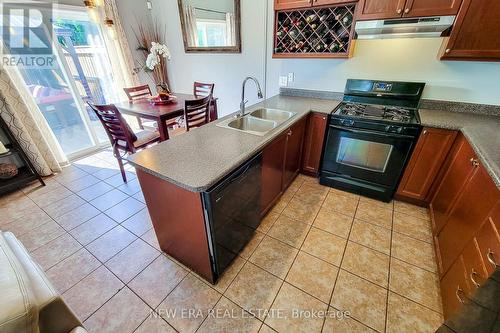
470,158,480,167
470,270,481,288
404,8,410,13
456,286,466,304
423,130,428,135
396,8,402,14
288,130,293,136
487,249,499,268
445,49,451,54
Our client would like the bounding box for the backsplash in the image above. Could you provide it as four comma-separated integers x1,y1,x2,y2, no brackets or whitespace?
280,88,500,116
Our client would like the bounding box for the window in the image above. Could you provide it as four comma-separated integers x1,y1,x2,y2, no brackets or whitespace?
196,19,228,47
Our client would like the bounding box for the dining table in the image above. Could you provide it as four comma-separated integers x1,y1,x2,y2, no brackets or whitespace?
115,93,218,141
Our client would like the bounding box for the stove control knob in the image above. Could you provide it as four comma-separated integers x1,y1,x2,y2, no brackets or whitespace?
397,127,403,133
341,119,355,127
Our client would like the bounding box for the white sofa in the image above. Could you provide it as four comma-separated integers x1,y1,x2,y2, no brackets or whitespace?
0,231,87,333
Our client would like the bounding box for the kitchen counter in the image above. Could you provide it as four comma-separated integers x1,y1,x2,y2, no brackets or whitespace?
127,95,341,192
419,109,500,188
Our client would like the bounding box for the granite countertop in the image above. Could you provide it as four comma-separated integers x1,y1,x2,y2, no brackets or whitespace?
419,109,500,188
127,95,341,192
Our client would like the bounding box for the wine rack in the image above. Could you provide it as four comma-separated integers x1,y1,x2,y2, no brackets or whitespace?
273,4,356,58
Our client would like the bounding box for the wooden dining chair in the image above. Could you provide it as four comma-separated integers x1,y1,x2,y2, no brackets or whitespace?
184,95,212,132
193,82,218,122
88,103,160,182
123,84,152,101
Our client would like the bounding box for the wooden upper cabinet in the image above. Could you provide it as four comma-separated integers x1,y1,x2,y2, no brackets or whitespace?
313,0,357,6
441,0,500,61
302,112,328,176
283,118,306,189
275,0,312,10
397,128,457,204
403,0,462,17
356,0,407,20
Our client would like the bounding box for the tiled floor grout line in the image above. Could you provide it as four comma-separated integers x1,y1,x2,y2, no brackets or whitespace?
383,205,396,333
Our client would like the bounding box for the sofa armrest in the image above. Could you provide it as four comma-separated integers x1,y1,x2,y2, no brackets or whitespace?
3,232,82,333
0,232,38,333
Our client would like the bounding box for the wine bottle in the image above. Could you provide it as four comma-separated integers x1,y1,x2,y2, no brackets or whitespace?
329,42,339,52
305,14,317,23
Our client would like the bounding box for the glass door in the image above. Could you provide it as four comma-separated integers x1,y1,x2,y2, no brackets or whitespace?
5,5,123,160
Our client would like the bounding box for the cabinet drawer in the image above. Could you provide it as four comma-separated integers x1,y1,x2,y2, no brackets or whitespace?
440,255,470,319
461,239,488,291
476,203,500,276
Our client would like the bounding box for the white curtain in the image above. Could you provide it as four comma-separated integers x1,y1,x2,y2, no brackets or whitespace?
185,5,199,47
226,12,236,46
0,66,66,176
95,0,140,99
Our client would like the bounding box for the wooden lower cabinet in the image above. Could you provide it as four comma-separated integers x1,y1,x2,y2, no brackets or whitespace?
301,112,328,177
261,117,307,215
283,117,306,189
476,203,500,276
436,164,498,275
261,133,287,215
440,255,470,319
430,135,477,234
431,133,500,319
396,127,457,204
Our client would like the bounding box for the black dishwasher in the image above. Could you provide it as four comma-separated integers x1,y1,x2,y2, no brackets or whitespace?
202,153,262,280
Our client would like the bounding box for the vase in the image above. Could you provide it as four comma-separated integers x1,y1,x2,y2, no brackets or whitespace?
157,83,171,101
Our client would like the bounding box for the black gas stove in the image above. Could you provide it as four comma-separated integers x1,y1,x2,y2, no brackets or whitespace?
320,79,425,202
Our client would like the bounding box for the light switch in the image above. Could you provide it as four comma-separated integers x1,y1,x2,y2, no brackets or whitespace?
288,72,294,82
279,76,288,87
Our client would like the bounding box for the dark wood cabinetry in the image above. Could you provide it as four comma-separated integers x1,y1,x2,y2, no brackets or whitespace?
356,0,405,20
440,255,470,319
404,0,462,17
356,0,461,20
440,0,500,61
429,134,500,320
283,118,307,188
430,135,477,234
301,112,328,176
261,117,307,215
262,134,287,214
275,0,314,10
396,128,457,205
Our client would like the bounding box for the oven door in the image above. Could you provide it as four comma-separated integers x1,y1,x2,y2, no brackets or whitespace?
322,125,415,187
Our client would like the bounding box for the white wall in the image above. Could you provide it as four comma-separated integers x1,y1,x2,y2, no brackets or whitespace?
150,0,267,116
118,1,500,114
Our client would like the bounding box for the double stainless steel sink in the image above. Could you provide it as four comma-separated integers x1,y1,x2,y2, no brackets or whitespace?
217,108,297,136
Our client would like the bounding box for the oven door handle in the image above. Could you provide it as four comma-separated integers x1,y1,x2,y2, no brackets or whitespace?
329,125,415,140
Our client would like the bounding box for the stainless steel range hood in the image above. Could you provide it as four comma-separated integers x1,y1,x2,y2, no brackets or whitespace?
355,16,456,39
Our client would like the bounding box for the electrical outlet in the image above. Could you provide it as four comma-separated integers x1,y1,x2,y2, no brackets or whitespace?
279,76,288,87
288,72,294,82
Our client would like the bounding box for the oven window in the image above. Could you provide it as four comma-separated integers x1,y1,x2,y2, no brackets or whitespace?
337,137,393,173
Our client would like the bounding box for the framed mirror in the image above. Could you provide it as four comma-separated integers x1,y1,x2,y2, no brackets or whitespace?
178,0,241,53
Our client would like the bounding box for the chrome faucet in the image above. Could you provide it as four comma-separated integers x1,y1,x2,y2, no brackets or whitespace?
238,77,264,117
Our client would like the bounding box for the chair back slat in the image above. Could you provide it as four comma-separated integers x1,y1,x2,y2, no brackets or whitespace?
124,84,152,102
88,103,136,150
184,95,212,131
193,82,215,98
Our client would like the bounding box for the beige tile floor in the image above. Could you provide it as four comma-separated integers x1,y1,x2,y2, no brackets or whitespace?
0,149,444,333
